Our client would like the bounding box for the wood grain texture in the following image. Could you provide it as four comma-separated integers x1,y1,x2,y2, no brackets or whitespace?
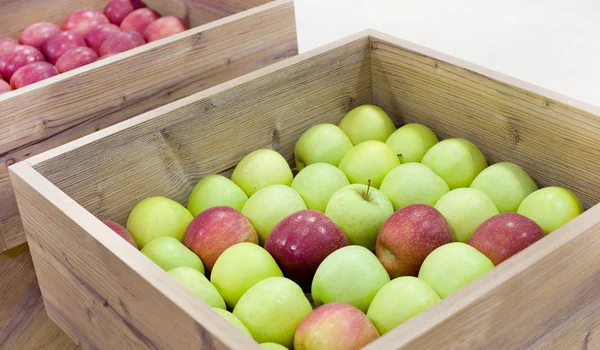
0,0,297,250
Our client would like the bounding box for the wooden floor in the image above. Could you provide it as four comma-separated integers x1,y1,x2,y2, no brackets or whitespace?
0,244,77,349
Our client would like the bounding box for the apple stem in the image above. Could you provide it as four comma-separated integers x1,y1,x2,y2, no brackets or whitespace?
397,153,402,157
364,179,371,200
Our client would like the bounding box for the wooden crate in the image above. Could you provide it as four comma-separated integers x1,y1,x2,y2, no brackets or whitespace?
0,0,298,251
10,29,600,349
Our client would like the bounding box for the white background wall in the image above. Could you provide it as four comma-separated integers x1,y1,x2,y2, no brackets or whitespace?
294,0,600,106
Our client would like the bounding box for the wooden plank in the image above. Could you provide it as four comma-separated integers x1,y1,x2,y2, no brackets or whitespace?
0,0,297,250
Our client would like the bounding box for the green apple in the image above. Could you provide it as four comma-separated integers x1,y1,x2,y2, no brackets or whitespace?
294,123,354,170
233,277,312,348
386,123,439,163
126,196,193,248
290,163,350,212
142,237,204,273
338,104,397,145
187,175,248,216
325,184,394,250
367,276,441,335
338,140,400,189
231,149,293,197
421,138,488,189
211,242,283,308
517,187,584,234
434,188,499,242
380,163,449,210
212,308,252,337
470,162,538,213
241,185,307,243
312,245,390,312
260,343,288,350
418,242,494,298
167,267,225,309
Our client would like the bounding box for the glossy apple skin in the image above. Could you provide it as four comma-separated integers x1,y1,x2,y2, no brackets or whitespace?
0,45,45,80
0,38,18,56
120,8,160,35
55,47,99,73
85,23,121,53
469,213,544,265
143,16,189,42
377,204,452,278
19,23,61,51
265,210,348,290
101,219,137,248
62,9,110,37
43,31,87,64
0,80,11,94
99,31,145,57
10,62,59,89
183,206,258,271
104,0,146,26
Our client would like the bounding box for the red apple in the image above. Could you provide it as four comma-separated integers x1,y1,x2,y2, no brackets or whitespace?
10,62,58,89
120,8,160,35
469,212,544,265
62,9,110,37
19,22,61,51
43,31,87,64
294,302,379,350
183,206,257,271
55,47,99,73
143,16,189,42
99,31,145,57
0,80,11,94
101,218,137,248
376,204,452,278
0,45,45,81
0,38,18,56
85,23,121,53
104,0,146,26
265,210,348,290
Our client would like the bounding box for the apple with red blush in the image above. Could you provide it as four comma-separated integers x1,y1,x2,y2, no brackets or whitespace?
143,16,189,42
120,8,160,35
10,62,58,89
0,80,11,94
101,218,137,248
104,0,146,26
62,9,110,37
19,22,61,51
99,31,145,57
43,31,87,64
55,47,99,73
0,45,45,81
85,23,121,53
0,38,18,56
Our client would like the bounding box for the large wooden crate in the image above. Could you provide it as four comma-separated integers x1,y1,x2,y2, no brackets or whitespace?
0,0,298,251
10,30,600,349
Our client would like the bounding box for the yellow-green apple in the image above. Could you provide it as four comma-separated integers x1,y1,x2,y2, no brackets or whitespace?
380,163,449,210
183,206,258,271
168,267,225,308
325,184,393,250
385,123,439,163
312,245,390,312
265,210,348,290
470,162,538,213
517,187,584,234
421,138,488,189
338,105,396,145
141,237,204,273
241,185,307,244
376,204,452,278
187,175,248,216
469,213,544,265
294,124,353,170
126,196,193,248
418,242,494,298
294,302,379,350
211,243,283,308
212,308,252,337
233,277,312,348
338,141,400,188
434,188,499,242
367,276,441,335
231,149,293,197
260,343,288,350
101,219,137,248
290,163,350,212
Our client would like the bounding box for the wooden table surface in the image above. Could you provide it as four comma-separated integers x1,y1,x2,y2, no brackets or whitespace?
0,244,77,349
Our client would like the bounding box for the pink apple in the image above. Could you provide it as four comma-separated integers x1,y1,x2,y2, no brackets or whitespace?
62,9,110,37
265,210,348,290
120,8,160,35
183,206,258,271
43,31,87,64
101,218,137,248
143,16,189,42
0,38,18,56
104,0,146,26
19,22,61,51
55,47,98,73
99,31,145,57
377,204,452,278
10,62,58,89
469,213,544,265
0,45,45,80
294,302,379,350
85,23,121,53
0,80,11,94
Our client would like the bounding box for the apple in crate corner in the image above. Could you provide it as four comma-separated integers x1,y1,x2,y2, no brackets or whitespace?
186,174,248,216
62,9,110,37
99,31,146,57
141,237,204,272
144,16,189,42
44,31,87,64
212,308,252,337
231,149,294,197
0,45,45,81
10,62,59,89
120,8,161,35
55,47,99,73
101,218,137,248
294,303,379,350
19,22,61,51
0,80,11,94
85,23,121,53
386,123,439,163
517,186,584,234
290,163,350,213
104,0,146,26
338,104,397,145
168,266,225,308
338,140,400,189
0,38,18,56
294,123,353,170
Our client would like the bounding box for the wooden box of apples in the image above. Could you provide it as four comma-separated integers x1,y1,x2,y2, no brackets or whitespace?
9,30,600,349
0,0,297,252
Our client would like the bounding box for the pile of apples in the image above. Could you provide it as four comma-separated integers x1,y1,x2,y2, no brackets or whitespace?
102,104,584,350
0,0,189,93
